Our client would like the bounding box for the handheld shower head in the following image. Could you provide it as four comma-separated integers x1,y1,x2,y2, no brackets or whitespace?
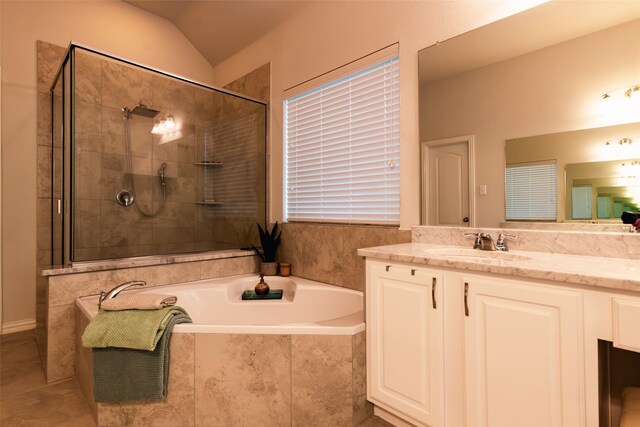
158,162,168,186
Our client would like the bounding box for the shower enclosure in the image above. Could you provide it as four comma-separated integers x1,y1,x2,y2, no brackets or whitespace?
50,45,267,264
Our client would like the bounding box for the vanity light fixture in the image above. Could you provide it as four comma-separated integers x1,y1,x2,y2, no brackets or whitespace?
625,85,640,98
605,138,633,147
602,85,640,100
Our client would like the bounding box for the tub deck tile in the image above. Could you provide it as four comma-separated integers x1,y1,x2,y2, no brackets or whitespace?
291,334,353,427
194,334,292,426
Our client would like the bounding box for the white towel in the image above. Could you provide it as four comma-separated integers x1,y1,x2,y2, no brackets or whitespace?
100,294,177,311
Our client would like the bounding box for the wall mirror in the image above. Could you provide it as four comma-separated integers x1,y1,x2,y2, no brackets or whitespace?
418,1,640,230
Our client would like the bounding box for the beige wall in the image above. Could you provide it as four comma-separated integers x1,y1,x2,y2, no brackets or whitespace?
209,0,545,229
423,17,640,227
1,1,214,325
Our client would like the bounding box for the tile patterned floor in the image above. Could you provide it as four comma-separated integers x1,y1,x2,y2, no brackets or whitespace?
1,330,96,426
0,330,393,426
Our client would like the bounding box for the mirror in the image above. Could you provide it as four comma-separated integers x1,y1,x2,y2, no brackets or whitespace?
418,1,640,230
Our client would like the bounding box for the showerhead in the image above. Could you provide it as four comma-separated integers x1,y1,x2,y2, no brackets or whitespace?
128,103,160,118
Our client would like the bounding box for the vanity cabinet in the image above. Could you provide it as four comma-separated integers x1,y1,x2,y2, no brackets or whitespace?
366,260,594,427
461,273,587,427
366,261,444,427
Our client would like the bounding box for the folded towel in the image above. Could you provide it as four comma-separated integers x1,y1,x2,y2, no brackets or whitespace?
92,312,192,403
82,306,187,351
100,294,177,311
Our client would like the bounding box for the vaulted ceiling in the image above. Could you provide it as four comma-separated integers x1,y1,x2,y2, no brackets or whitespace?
124,0,309,67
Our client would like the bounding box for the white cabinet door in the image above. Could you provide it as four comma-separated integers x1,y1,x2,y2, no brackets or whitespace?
463,274,586,427
367,261,444,427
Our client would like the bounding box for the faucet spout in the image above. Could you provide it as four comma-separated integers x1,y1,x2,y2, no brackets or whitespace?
98,280,146,308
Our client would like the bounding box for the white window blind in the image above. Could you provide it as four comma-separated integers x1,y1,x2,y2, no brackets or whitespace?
505,162,557,220
284,55,400,224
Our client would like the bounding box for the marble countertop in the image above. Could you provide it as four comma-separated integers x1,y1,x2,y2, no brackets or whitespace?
357,243,640,293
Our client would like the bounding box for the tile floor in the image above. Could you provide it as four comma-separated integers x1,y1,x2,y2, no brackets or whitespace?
1,330,392,427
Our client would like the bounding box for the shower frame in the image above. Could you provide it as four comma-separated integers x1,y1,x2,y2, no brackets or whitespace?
49,43,268,266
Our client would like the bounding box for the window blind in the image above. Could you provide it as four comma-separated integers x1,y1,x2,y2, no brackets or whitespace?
284,56,400,224
505,162,557,220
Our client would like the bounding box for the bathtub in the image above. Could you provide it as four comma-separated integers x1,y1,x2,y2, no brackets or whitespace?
74,274,371,426
76,274,364,335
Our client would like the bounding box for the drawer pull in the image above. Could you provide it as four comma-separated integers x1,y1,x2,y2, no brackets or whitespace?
432,277,437,309
385,265,391,272
464,282,469,316
411,269,416,276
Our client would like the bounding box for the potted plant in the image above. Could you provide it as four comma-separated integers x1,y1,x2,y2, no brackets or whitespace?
253,222,282,275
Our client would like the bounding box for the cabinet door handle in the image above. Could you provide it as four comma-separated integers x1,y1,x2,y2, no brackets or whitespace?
464,282,469,317
432,277,437,309
385,265,391,272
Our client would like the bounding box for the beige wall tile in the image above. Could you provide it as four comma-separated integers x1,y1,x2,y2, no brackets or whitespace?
199,255,260,279
37,145,52,199
75,304,98,422
195,334,291,426
46,304,75,382
97,333,195,426
37,40,67,93
37,92,52,147
280,223,405,291
75,101,102,152
48,262,203,306
75,51,102,104
291,334,353,427
352,331,373,425
224,63,270,103
101,60,153,110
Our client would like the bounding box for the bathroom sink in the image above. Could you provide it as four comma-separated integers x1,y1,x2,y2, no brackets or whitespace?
423,247,531,262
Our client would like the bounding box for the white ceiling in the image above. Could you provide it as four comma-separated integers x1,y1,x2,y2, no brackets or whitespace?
420,1,640,83
124,0,309,67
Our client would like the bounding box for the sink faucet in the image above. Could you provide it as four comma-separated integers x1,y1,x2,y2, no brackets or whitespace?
496,233,517,251
98,280,146,308
464,232,495,251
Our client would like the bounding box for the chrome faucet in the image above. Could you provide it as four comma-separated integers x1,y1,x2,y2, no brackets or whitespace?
464,232,483,249
98,280,146,308
464,232,495,251
496,233,517,251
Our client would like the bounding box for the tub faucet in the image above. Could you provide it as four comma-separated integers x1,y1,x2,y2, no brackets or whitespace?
464,232,495,251
464,232,483,249
98,280,146,308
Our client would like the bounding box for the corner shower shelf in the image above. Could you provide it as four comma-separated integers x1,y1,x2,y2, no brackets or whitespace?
194,162,223,166
195,201,224,206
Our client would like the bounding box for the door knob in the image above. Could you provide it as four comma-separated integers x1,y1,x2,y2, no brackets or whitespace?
463,217,470,223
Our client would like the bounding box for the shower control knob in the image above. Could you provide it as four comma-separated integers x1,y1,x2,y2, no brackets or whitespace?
116,189,135,207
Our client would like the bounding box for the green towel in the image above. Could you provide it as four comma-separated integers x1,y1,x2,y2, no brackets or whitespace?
82,306,187,351
92,312,192,403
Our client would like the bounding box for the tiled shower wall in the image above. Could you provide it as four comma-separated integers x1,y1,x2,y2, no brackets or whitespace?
71,49,266,260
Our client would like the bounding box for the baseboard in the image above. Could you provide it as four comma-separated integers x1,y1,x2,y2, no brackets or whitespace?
1,318,36,335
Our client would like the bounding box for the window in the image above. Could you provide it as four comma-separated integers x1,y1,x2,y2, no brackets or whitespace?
505,161,557,220
284,48,400,224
